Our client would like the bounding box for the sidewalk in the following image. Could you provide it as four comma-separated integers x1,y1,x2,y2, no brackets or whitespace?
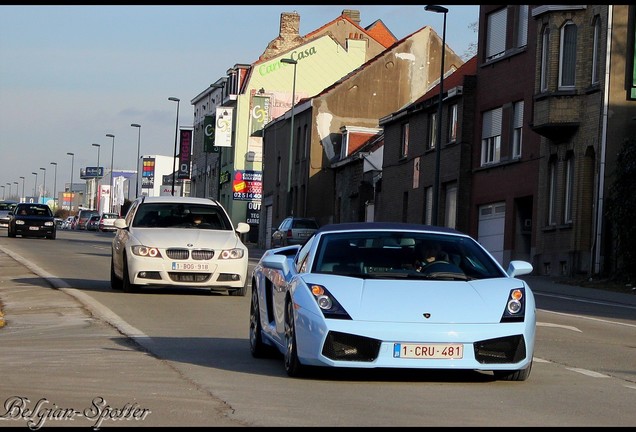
0,247,246,428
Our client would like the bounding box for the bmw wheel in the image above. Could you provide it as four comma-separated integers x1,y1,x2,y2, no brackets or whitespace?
122,256,139,293
284,299,304,377
110,258,123,290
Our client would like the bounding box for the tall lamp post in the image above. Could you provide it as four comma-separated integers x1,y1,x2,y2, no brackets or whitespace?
91,143,101,210
19,176,25,203
13,182,19,200
280,58,298,216
131,123,141,199
425,4,448,226
168,97,180,196
1,186,4,200
67,152,75,211
31,173,38,200
5,183,11,200
39,167,46,204
49,163,57,209
106,134,115,212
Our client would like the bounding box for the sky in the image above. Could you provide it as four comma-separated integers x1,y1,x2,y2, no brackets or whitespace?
0,5,479,200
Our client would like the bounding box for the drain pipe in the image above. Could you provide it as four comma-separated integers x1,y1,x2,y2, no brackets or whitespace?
592,5,613,276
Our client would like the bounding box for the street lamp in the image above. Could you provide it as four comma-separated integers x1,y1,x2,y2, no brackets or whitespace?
280,57,298,216
131,123,141,199
168,97,180,196
92,143,101,210
5,183,11,200
67,152,75,211
425,4,448,226
39,167,46,204
13,182,18,200
19,176,25,203
49,163,57,209
106,134,115,212
31,173,38,200
1,186,4,200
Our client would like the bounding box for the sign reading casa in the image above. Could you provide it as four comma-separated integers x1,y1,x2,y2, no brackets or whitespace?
258,46,317,77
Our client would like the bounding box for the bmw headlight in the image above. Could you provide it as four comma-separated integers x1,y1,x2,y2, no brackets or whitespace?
131,245,162,258
219,248,245,260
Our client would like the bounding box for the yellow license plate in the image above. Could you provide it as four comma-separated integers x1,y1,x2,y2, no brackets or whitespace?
393,343,463,359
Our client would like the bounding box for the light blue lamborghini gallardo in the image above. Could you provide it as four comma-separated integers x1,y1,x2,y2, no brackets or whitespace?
249,222,535,381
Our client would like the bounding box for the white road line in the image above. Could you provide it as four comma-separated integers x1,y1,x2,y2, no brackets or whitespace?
566,367,610,378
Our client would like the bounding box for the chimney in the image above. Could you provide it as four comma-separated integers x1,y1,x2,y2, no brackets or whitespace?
342,9,361,25
280,11,300,37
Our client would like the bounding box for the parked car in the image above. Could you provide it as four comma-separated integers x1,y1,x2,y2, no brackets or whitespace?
110,196,250,295
250,222,535,380
271,217,319,247
86,214,101,231
0,200,18,229
76,209,99,230
61,216,75,230
98,212,119,232
7,203,56,240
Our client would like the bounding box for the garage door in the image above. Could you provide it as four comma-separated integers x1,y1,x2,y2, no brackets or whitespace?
478,202,505,265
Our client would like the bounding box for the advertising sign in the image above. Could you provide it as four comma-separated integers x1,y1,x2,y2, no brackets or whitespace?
232,170,262,201
177,128,193,180
141,157,155,189
215,107,233,147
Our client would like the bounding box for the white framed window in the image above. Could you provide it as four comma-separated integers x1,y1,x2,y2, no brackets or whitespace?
429,113,437,150
401,122,410,158
512,100,524,158
540,26,550,92
486,7,507,61
591,16,601,85
548,158,557,225
564,155,574,223
516,5,529,48
448,103,458,142
481,107,502,166
559,21,577,89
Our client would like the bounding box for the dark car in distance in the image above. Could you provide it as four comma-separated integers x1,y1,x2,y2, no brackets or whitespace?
7,203,56,239
76,209,99,230
271,217,319,247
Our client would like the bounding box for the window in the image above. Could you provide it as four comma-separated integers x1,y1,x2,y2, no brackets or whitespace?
302,124,309,160
564,155,574,224
516,5,529,48
448,104,458,143
486,7,507,61
481,107,502,165
445,183,457,229
548,158,557,225
512,100,524,158
591,16,601,85
401,122,410,158
428,113,437,150
559,21,577,89
424,186,433,225
540,26,550,92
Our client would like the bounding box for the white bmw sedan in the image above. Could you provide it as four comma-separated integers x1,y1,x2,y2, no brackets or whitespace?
111,196,250,295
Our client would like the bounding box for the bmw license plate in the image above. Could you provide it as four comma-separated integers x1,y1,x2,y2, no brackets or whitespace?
393,343,463,359
171,262,209,271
